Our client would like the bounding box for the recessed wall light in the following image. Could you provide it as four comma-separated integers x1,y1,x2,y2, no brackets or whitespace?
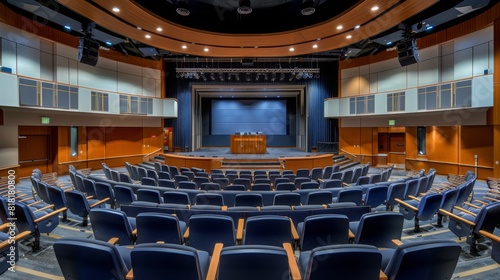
145,34,151,39
156,27,163,32
371,6,379,11
112,7,120,13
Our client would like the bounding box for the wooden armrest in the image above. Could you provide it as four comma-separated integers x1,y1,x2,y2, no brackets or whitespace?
478,230,500,243
236,218,244,242
464,202,482,208
27,200,43,206
0,223,9,231
19,196,35,203
183,227,190,240
221,206,228,211
33,207,68,223
108,237,119,245
317,179,324,183
342,182,351,187
408,195,420,202
290,219,299,242
0,231,32,250
394,198,418,212
125,269,133,280
348,229,355,239
86,195,94,200
206,243,223,280
438,209,476,227
284,242,302,280
483,197,500,203
33,204,55,213
453,206,477,217
392,239,403,247
380,270,388,280
90,197,110,208
131,229,137,236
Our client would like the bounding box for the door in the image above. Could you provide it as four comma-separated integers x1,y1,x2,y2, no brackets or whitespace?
18,135,50,177
388,133,405,166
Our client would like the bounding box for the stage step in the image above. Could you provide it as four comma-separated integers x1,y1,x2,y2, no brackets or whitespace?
221,159,282,170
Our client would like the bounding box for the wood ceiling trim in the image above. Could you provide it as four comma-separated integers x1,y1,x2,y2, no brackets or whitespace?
56,0,437,57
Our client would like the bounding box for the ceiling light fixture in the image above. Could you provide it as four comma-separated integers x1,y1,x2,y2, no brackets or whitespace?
371,6,379,12
289,47,295,52
182,45,187,49
346,35,352,39
176,0,191,16
204,47,209,52
238,0,252,15
354,25,360,29
112,7,120,13
301,0,315,16
336,25,343,30
312,44,318,49
156,27,163,32
145,34,151,39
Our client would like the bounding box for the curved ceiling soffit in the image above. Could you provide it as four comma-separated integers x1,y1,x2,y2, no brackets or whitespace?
56,0,438,58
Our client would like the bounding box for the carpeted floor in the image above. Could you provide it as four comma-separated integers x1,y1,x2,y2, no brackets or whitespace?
3,167,500,279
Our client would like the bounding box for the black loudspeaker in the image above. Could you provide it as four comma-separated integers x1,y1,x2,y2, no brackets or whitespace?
397,39,419,67
78,37,99,66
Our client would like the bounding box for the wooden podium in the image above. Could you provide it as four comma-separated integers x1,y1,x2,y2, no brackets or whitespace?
230,134,266,154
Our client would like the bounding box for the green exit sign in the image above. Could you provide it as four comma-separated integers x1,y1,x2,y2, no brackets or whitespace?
388,119,395,126
41,116,50,124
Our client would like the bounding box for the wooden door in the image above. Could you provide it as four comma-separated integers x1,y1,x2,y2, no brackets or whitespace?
18,135,50,177
388,133,406,165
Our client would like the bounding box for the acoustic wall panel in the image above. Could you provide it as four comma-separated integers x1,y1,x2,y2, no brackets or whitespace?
369,73,378,94
418,57,439,86
0,72,18,107
441,54,455,82
406,64,418,88
341,76,359,97
17,45,40,79
454,48,473,80
55,56,69,84
117,72,142,95
359,75,370,95
40,51,54,81
472,75,493,108
78,63,117,92
472,43,489,76
377,68,406,92
374,93,387,114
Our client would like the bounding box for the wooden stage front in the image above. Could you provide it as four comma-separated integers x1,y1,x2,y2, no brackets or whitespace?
162,147,333,173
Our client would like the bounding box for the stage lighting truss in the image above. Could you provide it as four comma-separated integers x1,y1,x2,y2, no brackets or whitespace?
175,68,320,81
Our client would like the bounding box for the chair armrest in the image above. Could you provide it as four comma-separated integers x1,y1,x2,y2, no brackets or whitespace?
90,197,110,208
348,229,355,239
207,243,223,280
183,227,190,240
380,270,388,280
478,230,500,243
0,231,32,250
394,198,418,212
236,218,244,242
342,182,352,187
392,239,403,247
453,206,477,217
125,269,133,280
27,200,43,207
19,196,35,203
438,209,476,227
408,195,420,202
33,207,68,223
289,219,299,242
0,223,9,231
283,242,302,280
131,229,137,236
33,204,55,213
464,202,482,208
221,206,228,211
108,237,119,245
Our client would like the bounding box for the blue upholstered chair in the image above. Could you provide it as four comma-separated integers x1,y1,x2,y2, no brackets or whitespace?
162,191,191,205
332,188,363,206
187,214,236,254
113,185,136,207
363,185,388,209
95,182,117,208
350,212,404,249
396,192,443,232
65,190,107,226
140,177,157,186
136,212,186,244
89,208,136,245
136,189,163,204
384,240,461,280
243,215,294,247
234,193,263,207
386,182,406,211
131,243,209,280
53,237,132,280
297,214,350,251
273,193,301,206
195,193,224,206
298,244,382,280
306,190,332,205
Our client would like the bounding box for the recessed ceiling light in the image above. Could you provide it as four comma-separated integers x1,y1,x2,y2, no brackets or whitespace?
371,6,379,11
145,34,151,39
136,26,142,30
204,47,209,52
156,27,163,32
112,7,120,13
336,25,343,30
182,45,187,49
312,44,318,49
354,25,360,29
105,41,112,46
346,35,352,39
289,47,295,51
63,25,71,31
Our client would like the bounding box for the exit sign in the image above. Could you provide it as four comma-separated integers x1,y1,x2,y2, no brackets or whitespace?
41,116,50,124
388,119,395,126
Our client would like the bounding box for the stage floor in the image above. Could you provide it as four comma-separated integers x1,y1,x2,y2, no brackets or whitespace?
173,147,316,160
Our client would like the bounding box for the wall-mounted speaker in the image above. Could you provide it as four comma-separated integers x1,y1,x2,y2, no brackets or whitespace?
397,39,419,67
78,37,99,66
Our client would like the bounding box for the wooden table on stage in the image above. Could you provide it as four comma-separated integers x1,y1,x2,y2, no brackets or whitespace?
230,135,267,154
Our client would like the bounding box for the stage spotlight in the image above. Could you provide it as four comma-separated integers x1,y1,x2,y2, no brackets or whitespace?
176,72,181,78
228,73,232,81
280,72,285,81
246,72,252,82
263,73,268,80
176,0,190,16
271,72,276,82
314,73,320,78
201,73,207,81
289,74,294,81
238,0,252,15
219,72,224,81
235,73,240,81
255,73,260,81
301,0,315,16
210,72,215,80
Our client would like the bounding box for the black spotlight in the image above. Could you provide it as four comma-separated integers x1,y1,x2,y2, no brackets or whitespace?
176,0,190,16
301,0,315,16
238,0,252,15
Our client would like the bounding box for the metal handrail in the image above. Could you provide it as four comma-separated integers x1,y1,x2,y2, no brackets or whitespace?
340,149,358,159
143,148,163,159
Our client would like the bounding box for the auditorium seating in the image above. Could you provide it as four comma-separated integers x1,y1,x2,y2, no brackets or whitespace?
297,214,350,251
65,190,108,226
135,212,186,244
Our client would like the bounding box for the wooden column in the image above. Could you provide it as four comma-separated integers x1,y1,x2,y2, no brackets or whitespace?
493,19,500,177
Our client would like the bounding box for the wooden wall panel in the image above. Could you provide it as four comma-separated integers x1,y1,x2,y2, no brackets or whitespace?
87,127,106,160
339,127,361,154
105,127,143,157
460,126,493,167
57,127,70,164
425,126,459,163
142,127,164,155
19,126,52,135
406,159,459,175
405,127,418,159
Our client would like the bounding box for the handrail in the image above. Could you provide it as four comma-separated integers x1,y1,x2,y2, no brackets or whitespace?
340,149,357,159
143,148,163,159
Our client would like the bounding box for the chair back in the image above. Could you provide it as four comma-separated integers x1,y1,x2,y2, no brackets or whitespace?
354,212,404,248
244,215,293,246
234,193,263,207
306,191,333,205
299,214,350,251
136,213,183,244
89,209,135,245
188,214,236,253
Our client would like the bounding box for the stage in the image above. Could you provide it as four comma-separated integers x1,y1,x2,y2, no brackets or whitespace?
171,147,316,160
